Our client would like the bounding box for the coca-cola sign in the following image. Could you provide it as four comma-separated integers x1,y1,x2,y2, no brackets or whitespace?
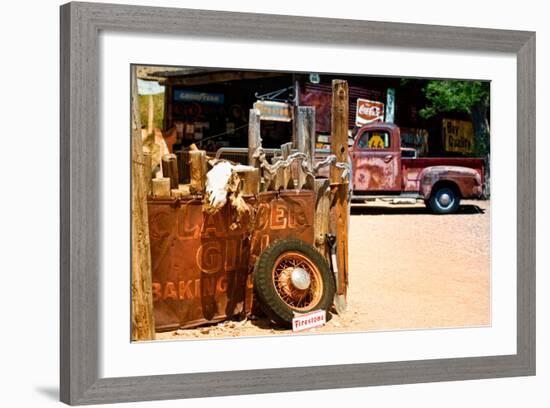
355,98,384,126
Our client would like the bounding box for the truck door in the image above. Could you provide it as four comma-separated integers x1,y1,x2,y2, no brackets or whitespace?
351,127,402,192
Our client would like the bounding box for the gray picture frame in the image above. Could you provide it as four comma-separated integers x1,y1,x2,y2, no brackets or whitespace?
60,2,536,405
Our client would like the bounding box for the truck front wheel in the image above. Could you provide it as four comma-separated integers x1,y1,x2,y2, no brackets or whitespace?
427,186,460,214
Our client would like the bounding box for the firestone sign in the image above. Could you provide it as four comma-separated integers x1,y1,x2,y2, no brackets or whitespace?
292,309,326,332
355,98,385,126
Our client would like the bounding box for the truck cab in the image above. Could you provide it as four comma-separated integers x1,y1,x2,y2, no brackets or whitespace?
351,123,403,193
349,123,485,214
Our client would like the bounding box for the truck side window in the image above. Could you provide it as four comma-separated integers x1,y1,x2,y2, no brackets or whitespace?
357,131,390,149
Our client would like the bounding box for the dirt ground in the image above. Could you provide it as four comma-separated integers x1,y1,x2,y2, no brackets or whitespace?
156,199,490,341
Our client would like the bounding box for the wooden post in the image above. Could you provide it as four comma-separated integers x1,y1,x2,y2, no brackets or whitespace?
163,84,173,130
143,151,152,195
296,106,315,168
147,94,154,135
280,142,293,189
314,178,331,258
131,66,155,341
295,106,316,189
161,153,178,190
330,79,349,303
176,150,190,184
248,109,261,168
152,177,171,196
189,150,207,194
270,157,284,190
238,167,260,196
291,105,298,149
248,108,263,191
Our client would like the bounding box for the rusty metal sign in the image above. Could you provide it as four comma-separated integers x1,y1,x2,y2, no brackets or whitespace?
355,98,385,126
148,190,315,331
253,100,292,122
442,119,475,154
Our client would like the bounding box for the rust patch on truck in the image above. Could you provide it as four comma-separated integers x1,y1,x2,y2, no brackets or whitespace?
148,190,315,331
419,166,483,199
352,156,400,191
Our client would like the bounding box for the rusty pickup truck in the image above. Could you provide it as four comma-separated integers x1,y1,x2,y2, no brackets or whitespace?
320,122,485,214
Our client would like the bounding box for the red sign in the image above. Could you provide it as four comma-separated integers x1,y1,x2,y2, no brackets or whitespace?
355,98,384,126
292,309,326,332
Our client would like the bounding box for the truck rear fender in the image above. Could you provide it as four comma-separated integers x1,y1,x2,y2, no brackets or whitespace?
419,166,481,199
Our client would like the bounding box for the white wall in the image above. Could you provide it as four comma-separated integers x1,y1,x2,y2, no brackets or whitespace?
0,1,546,407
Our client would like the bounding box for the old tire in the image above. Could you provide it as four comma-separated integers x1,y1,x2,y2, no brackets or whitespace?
428,186,460,214
253,238,335,327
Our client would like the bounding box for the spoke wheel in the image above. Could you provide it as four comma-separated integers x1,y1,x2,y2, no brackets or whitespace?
272,251,323,311
253,239,335,327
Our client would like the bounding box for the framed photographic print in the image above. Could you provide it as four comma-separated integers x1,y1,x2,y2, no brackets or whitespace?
60,1,535,405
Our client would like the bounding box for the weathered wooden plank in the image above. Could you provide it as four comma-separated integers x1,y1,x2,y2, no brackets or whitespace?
313,178,331,258
147,94,154,135
142,151,152,195
176,150,190,184
295,106,316,189
189,150,207,193
268,157,281,190
130,66,156,342
330,79,349,300
238,167,260,196
280,142,293,189
161,153,178,190
161,71,283,86
152,177,171,196
248,109,261,168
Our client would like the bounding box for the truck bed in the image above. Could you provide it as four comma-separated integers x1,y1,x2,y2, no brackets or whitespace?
314,152,485,188
401,157,485,192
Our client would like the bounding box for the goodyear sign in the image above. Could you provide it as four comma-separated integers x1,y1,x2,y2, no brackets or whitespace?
443,119,475,154
174,90,224,104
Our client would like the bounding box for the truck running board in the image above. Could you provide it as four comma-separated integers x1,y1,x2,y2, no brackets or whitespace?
351,194,422,204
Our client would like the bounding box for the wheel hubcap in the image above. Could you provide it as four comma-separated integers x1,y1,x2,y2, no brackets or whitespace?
438,192,452,207
290,267,311,290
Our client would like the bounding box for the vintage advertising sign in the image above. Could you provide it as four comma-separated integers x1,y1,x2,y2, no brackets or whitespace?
174,90,225,104
292,310,326,332
355,98,385,126
253,100,292,122
442,119,475,153
148,191,315,331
